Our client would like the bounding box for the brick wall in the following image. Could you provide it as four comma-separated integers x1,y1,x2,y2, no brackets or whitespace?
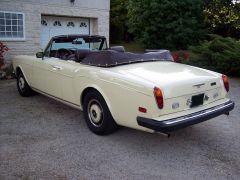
0,0,110,60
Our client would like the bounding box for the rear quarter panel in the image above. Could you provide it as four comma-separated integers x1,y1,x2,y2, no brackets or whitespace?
73,66,158,132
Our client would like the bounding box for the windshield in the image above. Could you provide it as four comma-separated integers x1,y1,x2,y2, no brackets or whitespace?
51,37,107,51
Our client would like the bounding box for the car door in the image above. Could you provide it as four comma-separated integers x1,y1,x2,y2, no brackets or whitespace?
32,57,62,98
51,59,78,105
33,37,80,104
32,56,79,106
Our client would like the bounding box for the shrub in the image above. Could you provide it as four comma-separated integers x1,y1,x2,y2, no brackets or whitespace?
184,35,240,76
0,42,9,68
172,51,190,63
0,42,9,79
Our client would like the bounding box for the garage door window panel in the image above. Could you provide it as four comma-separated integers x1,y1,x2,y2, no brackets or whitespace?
53,21,61,26
80,22,87,27
41,16,90,48
0,11,25,40
67,22,75,27
41,20,47,26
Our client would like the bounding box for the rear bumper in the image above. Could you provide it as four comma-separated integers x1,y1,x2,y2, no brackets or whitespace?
137,100,235,133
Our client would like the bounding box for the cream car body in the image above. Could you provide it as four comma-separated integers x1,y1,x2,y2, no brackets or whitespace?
13,35,234,134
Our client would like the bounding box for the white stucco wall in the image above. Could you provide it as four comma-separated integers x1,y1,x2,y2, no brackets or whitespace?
0,0,110,60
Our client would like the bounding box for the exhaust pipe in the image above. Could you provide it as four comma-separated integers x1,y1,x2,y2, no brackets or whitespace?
156,131,171,138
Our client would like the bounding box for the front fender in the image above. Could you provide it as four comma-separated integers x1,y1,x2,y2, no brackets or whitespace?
15,65,31,86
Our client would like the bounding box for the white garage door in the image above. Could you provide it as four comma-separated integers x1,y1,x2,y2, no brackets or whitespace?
40,16,90,49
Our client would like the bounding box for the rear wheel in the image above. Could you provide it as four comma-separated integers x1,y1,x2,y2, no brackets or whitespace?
83,90,118,135
17,71,35,97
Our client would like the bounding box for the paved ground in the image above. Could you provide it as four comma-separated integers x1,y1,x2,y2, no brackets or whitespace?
0,79,239,180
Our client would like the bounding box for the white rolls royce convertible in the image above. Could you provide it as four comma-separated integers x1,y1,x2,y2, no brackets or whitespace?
13,35,234,136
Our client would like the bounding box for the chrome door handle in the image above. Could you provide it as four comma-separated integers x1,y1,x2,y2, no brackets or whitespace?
51,65,63,70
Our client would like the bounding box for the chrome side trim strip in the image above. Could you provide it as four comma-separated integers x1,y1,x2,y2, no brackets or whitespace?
32,87,81,109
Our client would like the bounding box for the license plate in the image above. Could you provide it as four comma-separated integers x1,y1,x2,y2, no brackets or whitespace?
191,94,204,108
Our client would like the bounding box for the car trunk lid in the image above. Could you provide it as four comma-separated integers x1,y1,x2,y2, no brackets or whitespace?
117,61,222,99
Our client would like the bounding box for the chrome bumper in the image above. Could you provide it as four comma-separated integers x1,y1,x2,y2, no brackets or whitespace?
137,100,235,133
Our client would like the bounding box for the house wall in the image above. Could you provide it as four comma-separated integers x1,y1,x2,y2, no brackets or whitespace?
0,0,110,60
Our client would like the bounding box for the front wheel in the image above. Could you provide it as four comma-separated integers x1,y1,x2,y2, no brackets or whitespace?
17,71,35,97
83,90,118,135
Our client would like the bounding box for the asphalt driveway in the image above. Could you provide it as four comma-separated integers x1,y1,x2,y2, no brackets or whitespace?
0,78,240,180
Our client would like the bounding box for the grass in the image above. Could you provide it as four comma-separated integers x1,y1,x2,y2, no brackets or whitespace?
110,41,145,53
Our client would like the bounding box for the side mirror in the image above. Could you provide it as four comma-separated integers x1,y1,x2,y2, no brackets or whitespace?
36,52,44,58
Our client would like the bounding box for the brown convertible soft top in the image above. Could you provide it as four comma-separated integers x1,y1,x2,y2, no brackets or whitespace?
81,50,173,67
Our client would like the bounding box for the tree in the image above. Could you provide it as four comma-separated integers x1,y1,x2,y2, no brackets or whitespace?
204,0,240,38
127,0,206,50
110,0,132,43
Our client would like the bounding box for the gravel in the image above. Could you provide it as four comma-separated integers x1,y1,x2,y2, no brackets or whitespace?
0,78,240,180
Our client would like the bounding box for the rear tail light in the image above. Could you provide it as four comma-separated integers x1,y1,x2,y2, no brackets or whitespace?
154,87,164,109
222,74,229,92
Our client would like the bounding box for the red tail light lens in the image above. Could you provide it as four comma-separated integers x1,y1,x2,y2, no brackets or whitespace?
222,74,229,92
154,87,164,109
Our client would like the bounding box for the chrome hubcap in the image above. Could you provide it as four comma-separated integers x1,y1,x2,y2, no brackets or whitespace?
88,99,103,127
18,77,25,90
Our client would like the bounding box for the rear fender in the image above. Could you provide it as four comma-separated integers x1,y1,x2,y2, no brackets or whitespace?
80,84,114,117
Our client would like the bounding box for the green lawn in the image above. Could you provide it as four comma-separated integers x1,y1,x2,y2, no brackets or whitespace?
110,42,145,53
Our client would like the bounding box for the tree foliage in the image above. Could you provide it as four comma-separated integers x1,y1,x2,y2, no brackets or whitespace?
110,0,130,43
204,0,240,38
127,0,206,49
185,35,240,76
